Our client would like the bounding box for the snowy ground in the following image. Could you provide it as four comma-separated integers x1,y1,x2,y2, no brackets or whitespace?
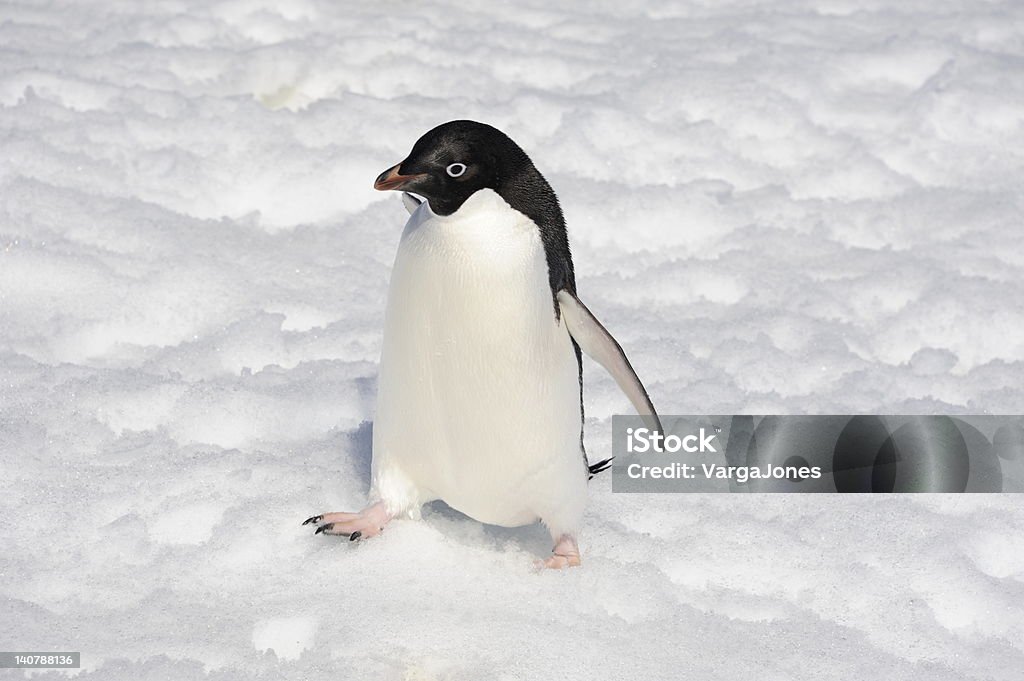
2,0,1024,679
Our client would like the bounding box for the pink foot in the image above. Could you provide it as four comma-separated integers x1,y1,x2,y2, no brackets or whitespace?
302,501,390,541
537,534,581,569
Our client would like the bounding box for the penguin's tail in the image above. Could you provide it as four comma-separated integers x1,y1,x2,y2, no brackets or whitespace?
587,457,613,479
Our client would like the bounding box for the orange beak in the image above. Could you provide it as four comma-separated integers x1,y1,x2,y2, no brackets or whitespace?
374,163,427,191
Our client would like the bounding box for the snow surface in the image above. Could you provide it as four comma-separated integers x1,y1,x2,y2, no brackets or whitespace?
2,0,1024,679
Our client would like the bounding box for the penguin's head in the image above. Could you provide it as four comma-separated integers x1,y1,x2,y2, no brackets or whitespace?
374,120,531,215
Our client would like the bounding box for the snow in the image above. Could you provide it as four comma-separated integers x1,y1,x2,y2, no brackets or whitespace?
1,0,1023,679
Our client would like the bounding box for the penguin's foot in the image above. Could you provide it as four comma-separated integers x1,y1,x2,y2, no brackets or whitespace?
302,501,390,541
538,534,581,569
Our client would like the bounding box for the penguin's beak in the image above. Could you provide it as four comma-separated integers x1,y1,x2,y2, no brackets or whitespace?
374,163,427,191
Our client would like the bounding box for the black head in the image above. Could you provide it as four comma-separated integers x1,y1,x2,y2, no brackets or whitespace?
375,119,577,308
373,120,534,216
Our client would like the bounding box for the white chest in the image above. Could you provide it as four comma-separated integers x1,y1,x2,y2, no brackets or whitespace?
372,189,584,526
392,189,554,336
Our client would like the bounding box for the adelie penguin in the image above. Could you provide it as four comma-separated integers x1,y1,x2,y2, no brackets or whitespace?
304,120,661,568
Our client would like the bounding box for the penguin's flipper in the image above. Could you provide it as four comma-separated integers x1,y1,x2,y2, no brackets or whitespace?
557,290,663,433
401,192,422,215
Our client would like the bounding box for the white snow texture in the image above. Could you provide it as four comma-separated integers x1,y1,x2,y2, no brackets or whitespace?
1,0,1023,679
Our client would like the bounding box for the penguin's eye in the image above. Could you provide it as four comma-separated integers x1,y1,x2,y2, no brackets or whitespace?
445,162,467,178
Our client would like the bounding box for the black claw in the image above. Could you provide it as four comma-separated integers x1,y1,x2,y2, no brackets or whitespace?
349,531,362,542
302,515,322,526
315,523,334,535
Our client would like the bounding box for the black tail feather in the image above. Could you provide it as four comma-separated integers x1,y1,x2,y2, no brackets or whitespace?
587,457,613,479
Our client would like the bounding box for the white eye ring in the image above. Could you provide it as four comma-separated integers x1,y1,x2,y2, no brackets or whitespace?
446,162,467,178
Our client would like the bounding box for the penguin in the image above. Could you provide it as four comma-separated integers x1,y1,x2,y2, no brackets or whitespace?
304,120,660,568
